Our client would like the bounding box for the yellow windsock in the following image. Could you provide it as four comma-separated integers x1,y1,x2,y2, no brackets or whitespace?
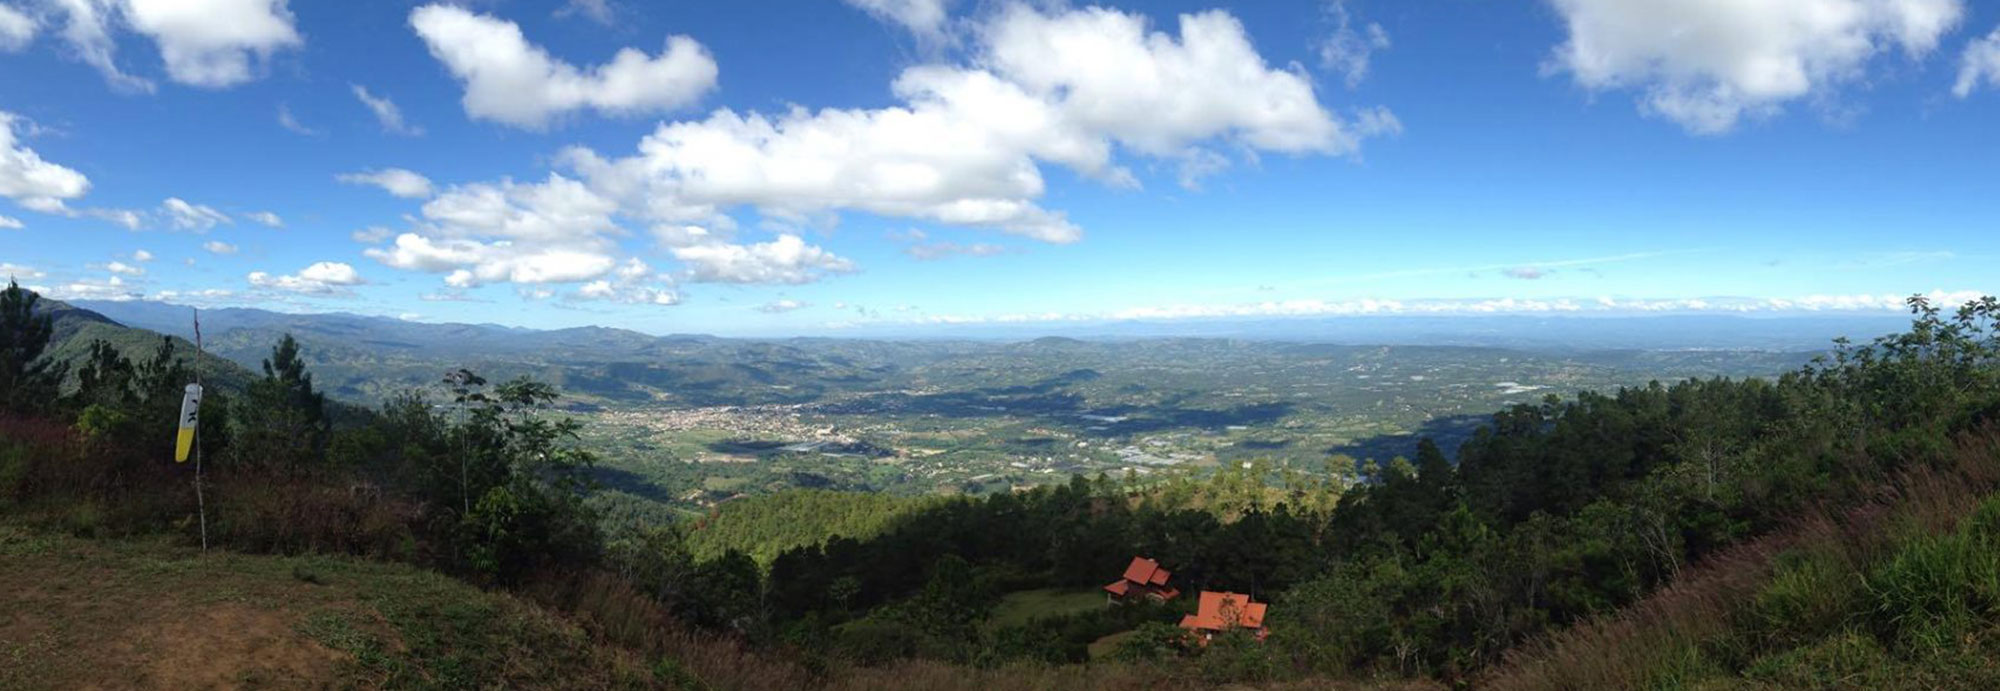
175,383,203,463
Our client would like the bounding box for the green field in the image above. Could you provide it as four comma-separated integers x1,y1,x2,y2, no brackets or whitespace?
985,588,1108,630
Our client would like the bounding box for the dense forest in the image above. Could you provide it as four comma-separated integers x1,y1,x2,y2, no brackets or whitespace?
5,279,2000,689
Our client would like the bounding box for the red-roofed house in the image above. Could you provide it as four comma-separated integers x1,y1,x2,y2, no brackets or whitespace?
1103,556,1181,603
1177,591,1268,643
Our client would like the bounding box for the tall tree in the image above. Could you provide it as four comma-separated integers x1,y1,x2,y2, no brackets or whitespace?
0,280,64,416
233,333,329,473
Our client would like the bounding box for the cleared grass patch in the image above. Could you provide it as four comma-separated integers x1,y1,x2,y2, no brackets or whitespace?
0,526,652,690
986,588,1108,630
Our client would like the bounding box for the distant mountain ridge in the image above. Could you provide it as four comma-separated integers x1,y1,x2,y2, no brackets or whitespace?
67,299,1846,409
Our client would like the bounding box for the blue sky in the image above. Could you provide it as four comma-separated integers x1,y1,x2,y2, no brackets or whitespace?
1,0,1997,336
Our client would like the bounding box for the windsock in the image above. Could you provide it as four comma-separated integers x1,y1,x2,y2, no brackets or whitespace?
175,383,203,463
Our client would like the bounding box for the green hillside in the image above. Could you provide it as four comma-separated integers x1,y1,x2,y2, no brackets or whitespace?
38,299,259,395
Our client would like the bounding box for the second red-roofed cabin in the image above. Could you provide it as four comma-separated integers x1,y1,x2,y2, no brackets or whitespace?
1103,556,1181,603
1177,591,1268,643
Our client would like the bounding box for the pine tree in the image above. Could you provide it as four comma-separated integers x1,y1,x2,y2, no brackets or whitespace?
233,333,329,473
0,280,65,416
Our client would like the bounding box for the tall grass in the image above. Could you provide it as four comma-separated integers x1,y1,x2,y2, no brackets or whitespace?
1484,426,2000,690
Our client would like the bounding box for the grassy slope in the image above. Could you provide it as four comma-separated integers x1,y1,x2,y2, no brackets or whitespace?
1487,433,2000,690
0,524,654,690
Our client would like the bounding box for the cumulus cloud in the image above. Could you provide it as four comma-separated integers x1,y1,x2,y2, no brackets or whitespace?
843,0,953,43
1955,26,2000,97
0,111,91,214
672,234,856,284
0,214,21,229
337,168,434,198
33,275,141,301
121,0,301,88
46,0,300,90
202,240,236,254
573,260,680,305
130,249,152,261
1317,0,1390,88
362,174,625,288
244,210,282,227
351,84,424,136
409,4,718,129
100,260,143,275
1546,0,1965,134
561,4,1379,246
756,298,807,313
350,226,392,244
247,261,363,294
160,197,230,230
0,3,35,51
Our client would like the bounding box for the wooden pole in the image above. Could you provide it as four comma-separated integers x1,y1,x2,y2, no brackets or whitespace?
193,307,208,552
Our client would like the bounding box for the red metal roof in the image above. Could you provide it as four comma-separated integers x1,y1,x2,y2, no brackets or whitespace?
1120,557,1159,584
1179,591,1267,631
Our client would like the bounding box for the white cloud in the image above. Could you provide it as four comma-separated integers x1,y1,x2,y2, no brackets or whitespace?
47,0,299,90
409,4,718,129
243,210,282,227
573,278,680,305
48,0,153,92
101,260,143,275
130,249,152,261
276,103,317,135
34,275,141,301
1546,0,1966,134
843,0,952,43
85,207,141,229
160,197,231,230
362,174,624,287
556,0,613,25
0,111,92,214
0,214,20,229
350,226,392,243
247,260,363,294
671,234,855,284
351,84,424,136
149,287,234,304
1317,1,1390,88
337,168,434,198
1,262,45,279
121,0,301,88
202,240,236,254
1502,266,1548,280
756,298,807,313
893,229,1007,260
0,3,35,51
562,4,1381,245
1955,26,2000,97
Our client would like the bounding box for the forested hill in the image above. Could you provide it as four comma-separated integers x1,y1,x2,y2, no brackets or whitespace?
35,298,259,395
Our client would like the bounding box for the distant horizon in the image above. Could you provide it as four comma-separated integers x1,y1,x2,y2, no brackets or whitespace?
64,294,1922,351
